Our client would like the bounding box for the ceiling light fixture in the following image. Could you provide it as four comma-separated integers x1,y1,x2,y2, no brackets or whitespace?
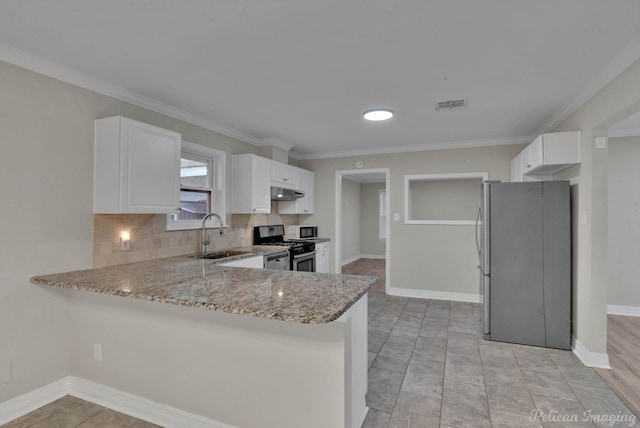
363,109,394,121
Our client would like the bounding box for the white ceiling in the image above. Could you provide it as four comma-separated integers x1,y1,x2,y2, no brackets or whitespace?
1,1,639,158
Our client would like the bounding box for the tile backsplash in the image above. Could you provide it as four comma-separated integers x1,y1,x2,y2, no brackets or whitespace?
93,203,300,267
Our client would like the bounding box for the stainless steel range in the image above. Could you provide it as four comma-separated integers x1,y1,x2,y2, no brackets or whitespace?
253,225,316,272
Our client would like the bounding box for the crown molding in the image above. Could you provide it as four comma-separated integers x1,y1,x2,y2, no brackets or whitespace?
0,42,263,146
290,135,533,160
608,127,640,138
255,137,294,151
535,33,640,136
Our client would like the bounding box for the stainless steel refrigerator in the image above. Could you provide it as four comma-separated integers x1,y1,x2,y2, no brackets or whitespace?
477,181,571,349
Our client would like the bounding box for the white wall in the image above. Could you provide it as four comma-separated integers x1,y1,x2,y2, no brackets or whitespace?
608,136,640,307
341,178,361,263
554,57,640,359
0,59,257,404
301,144,524,297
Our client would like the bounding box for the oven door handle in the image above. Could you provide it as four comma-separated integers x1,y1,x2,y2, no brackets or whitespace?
293,251,316,260
265,251,289,262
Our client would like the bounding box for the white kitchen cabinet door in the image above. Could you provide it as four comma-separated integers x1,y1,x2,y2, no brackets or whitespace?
511,131,580,179
523,136,544,173
270,160,296,189
219,255,264,268
278,167,315,214
94,116,181,214
315,242,330,273
300,169,315,214
231,154,271,214
510,152,524,182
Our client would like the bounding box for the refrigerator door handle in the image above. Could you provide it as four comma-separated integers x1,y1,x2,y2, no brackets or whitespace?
483,277,490,335
475,203,481,257
476,203,488,276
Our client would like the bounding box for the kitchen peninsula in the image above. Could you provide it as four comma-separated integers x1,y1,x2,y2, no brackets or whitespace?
30,254,375,428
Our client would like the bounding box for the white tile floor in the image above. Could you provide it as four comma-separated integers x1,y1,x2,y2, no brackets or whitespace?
363,292,636,428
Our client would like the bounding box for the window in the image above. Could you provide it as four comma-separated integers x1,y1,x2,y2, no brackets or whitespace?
378,189,387,241
166,141,226,230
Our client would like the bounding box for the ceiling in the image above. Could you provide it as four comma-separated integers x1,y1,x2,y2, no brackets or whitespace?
1,1,639,159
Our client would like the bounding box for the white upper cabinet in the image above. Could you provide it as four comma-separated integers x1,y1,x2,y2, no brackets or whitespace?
510,152,524,182
511,131,580,181
94,116,181,214
278,166,315,214
231,154,271,214
270,160,297,189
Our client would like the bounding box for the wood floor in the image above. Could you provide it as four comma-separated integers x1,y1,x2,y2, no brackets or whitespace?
595,314,640,418
342,258,386,293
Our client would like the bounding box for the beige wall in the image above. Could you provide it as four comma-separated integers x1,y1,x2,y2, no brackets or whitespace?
0,59,262,403
607,136,640,307
554,58,640,357
66,290,353,428
301,144,524,296
408,178,483,221
360,183,385,256
341,178,361,263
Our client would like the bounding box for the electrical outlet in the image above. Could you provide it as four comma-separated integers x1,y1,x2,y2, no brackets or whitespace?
93,344,103,362
240,228,246,238
394,213,400,221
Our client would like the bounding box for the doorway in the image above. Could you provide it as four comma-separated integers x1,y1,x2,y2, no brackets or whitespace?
335,168,390,293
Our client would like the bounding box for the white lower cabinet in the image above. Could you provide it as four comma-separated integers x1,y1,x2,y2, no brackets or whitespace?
94,116,181,213
315,242,330,273
219,255,264,268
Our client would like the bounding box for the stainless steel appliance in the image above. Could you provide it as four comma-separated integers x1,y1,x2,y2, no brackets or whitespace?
270,187,304,201
254,225,316,272
264,250,290,270
287,225,318,240
477,181,571,349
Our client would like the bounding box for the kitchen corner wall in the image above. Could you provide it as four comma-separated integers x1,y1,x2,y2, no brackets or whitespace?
93,206,299,268
0,56,293,405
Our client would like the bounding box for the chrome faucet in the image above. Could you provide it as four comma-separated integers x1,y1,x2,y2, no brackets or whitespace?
201,212,224,255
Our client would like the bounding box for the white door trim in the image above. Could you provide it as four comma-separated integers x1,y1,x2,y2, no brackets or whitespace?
335,168,390,293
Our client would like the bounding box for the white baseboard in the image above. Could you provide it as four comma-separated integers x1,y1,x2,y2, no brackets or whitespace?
0,377,70,425
69,377,235,428
607,304,640,317
572,336,611,369
0,376,236,428
341,253,385,266
387,286,480,303
359,254,385,260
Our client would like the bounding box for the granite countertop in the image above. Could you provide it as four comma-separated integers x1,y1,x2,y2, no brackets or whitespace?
30,247,376,324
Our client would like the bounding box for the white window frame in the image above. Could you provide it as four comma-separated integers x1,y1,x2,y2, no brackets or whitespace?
166,141,226,231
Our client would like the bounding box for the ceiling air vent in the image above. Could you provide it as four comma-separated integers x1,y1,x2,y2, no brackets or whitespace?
436,99,467,111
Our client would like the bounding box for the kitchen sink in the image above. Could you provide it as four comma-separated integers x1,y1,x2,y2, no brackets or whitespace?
196,250,254,260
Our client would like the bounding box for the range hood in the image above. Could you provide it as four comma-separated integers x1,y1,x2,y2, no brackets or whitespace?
270,186,304,201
